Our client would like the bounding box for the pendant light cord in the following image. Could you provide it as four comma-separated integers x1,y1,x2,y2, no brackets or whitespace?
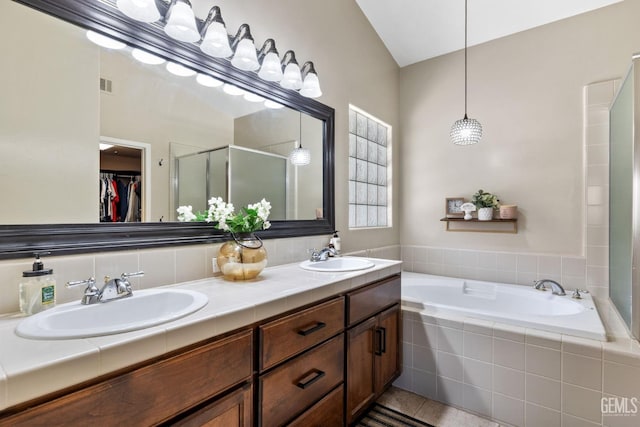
464,0,468,118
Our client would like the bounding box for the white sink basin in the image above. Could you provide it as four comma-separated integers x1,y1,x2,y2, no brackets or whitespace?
299,257,376,272
16,289,208,340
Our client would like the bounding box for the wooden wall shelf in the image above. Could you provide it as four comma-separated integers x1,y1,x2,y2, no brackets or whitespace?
440,217,518,233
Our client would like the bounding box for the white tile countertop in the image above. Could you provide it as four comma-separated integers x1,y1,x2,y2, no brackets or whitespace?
0,257,402,411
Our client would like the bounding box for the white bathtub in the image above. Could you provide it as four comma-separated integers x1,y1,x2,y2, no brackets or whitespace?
401,272,606,341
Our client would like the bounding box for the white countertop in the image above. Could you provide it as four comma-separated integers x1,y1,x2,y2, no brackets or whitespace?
0,257,402,411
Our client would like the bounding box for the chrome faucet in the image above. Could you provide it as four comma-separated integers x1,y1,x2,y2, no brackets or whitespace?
533,279,566,296
309,247,338,262
67,271,144,305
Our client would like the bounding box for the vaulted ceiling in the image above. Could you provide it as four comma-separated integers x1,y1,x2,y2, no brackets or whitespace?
355,0,623,67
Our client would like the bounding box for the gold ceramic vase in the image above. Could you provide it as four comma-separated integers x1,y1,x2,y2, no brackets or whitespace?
216,233,268,280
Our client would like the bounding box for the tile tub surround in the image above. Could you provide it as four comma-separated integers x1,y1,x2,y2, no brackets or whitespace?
0,257,402,411
395,308,640,427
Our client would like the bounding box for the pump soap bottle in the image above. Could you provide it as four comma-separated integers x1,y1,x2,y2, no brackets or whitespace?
19,252,56,315
329,231,341,254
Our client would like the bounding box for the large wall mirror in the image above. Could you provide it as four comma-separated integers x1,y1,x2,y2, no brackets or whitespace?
0,0,335,259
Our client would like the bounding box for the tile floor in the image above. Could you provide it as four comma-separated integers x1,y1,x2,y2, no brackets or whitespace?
378,386,501,427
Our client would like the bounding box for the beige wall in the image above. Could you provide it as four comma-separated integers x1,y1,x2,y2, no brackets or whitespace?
201,0,402,252
0,2,99,224
399,0,640,256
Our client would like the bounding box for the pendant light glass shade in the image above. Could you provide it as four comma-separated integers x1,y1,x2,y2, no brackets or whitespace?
116,0,160,23
231,38,259,71
258,52,284,82
450,115,483,145
289,146,311,166
200,22,232,58
164,0,200,43
86,31,126,49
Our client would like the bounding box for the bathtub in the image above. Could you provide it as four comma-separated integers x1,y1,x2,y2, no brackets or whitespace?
401,272,606,341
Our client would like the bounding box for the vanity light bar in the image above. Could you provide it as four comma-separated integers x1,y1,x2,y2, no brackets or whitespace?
114,0,321,98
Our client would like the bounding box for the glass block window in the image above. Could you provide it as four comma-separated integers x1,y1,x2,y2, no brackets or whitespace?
348,105,391,228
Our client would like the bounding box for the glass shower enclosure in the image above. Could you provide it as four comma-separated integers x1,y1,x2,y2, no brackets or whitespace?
609,54,640,340
175,145,288,220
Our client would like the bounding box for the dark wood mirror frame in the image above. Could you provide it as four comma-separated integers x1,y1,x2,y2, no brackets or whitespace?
0,0,335,260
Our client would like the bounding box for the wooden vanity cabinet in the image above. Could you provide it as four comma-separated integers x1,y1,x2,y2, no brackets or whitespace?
0,329,253,427
258,297,345,426
345,275,401,424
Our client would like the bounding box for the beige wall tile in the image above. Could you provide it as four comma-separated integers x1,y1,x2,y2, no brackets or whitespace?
603,361,640,397
526,345,561,379
493,392,524,427
463,331,492,362
437,351,463,381
525,373,561,411
437,326,463,354
562,413,601,427
175,246,207,283
462,384,492,418
493,365,524,400
463,358,492,391
494,337,525,370
138,248,175,289
493,324,525,343
413,369,436,399
563,352,602,391
413,321,438,349
437,376,463,408
562,383,603,424
413,344,436,374
525,403,561,427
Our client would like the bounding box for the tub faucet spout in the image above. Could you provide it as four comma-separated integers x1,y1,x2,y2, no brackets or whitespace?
533,279,566,296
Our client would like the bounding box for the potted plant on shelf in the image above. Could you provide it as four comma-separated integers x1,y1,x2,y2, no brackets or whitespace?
472,189,500,221
177,197,271,281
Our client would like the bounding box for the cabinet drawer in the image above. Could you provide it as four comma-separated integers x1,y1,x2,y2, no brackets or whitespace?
287,385,344,427
348,275,400,326
0,330,253,426
260,297,344,371
260,334,344,427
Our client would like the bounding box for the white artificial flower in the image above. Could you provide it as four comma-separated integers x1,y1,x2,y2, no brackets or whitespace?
176,205,196,222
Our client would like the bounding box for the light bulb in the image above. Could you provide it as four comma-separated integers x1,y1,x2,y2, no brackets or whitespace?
131,48,165,65
200,22,232,58
196,73,223,87
258,52,283,82
86,31,126,49
231,38,259,71
280,63,303,90
116,0,160,23
164,1,200,43
166,62,196,77
300,72,322,98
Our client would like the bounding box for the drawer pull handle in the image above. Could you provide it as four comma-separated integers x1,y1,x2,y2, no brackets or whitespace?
375,327,387,355
298,321,326,336
296,369,326,389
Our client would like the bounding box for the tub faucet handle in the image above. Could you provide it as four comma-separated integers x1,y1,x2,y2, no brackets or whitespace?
572,289,582,299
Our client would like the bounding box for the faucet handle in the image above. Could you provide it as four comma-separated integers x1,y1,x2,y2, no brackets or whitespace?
66,277,97,290
572,289,582,299
533,280,546,291
121,271,144,279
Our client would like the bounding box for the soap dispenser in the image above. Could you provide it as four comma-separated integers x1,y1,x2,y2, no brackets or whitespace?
19,252,56,315
329,231,341,254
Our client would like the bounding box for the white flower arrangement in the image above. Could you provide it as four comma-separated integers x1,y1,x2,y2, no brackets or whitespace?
177,197,271,233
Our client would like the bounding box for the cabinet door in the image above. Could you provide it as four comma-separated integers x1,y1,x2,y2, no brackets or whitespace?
375,305,401,394
346,316,377,424
170,383,252,427
287,385,344,427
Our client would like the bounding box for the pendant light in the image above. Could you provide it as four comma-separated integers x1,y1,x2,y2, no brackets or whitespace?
289,114,310,166
450,0,482,145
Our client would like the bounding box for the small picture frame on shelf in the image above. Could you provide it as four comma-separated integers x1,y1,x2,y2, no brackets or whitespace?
445,197,466,218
